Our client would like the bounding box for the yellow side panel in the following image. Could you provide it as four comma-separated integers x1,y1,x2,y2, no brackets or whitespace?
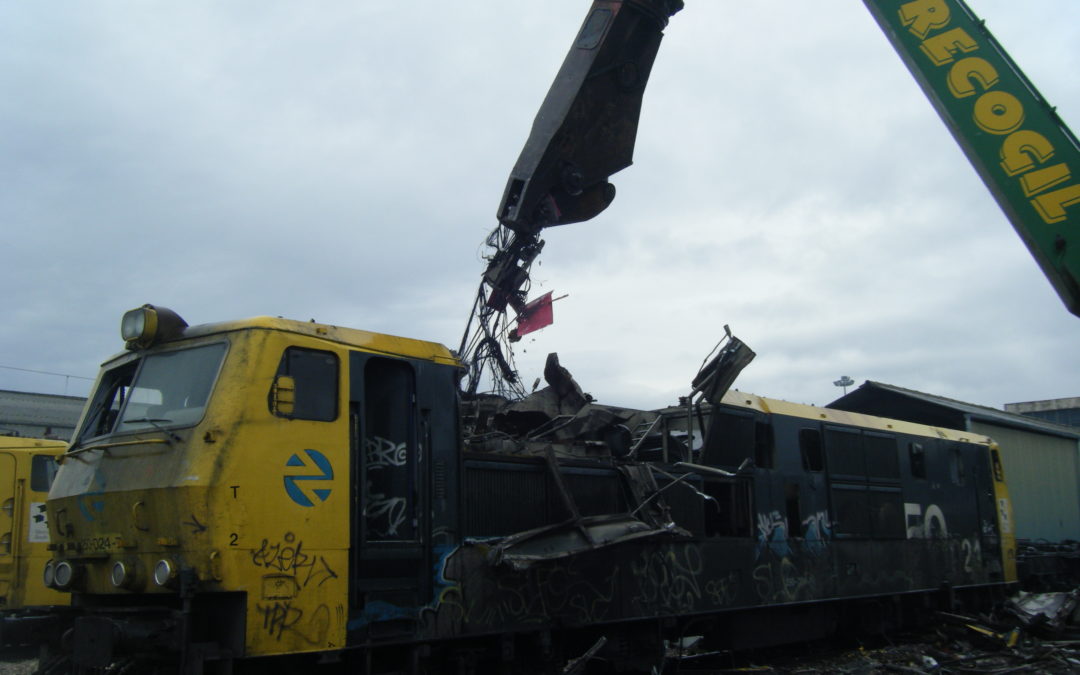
204,331,350,656
989,444,1018,583
0,452,14,606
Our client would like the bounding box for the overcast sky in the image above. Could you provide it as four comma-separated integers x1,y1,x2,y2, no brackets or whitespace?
2,2,1078,414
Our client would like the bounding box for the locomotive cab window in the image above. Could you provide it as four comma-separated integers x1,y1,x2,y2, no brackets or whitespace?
76,342,227,442
77,360,138,441
271,347,339,421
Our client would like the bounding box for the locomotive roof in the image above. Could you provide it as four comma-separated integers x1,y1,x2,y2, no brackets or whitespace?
719,389,994,445
175,316,461,367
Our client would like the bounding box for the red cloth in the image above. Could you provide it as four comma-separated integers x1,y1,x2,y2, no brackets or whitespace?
515,291,554,336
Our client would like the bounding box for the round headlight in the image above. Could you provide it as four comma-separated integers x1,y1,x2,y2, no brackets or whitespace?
54,560,77,590
111,560,136,589
153,559,177,587
43,560,56,588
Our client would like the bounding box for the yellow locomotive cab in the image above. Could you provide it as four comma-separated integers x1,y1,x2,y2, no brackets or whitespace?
47,306,460,664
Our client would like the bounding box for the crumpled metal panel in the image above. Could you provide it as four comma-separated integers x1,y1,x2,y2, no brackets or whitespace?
486,513,688,571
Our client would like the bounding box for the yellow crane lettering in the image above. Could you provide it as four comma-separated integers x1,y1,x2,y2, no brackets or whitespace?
1031,184,1080,225
919,27,978,66
1020,163,1072,198
899,0,951,40
947,57,998,98
999,130,1056,177
973,90,1025,135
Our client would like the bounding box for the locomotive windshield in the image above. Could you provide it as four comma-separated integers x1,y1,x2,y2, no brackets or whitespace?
75,342,227,444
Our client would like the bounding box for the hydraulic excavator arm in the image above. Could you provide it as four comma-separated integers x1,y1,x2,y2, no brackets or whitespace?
462,0,682,395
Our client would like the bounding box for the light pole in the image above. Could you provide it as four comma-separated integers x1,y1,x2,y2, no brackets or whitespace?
834,375,854,396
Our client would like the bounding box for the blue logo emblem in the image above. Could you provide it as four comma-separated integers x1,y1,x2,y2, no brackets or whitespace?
77,490,106,521
284,449,334,507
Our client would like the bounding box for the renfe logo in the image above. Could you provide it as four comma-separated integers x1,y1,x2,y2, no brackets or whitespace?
284,449,334,507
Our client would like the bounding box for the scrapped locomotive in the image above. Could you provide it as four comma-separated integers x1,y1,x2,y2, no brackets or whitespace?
41,305,1017,672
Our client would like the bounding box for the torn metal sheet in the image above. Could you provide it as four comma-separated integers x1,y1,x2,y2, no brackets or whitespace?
1009,589,1080,633
486,513,690,571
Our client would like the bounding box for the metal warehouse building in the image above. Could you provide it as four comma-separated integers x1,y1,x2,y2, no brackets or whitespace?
0,389,85,441
831,382,1080,544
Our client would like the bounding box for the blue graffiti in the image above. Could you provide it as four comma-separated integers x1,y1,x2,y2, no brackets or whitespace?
802,511,832,555
755,510,792,559
284,449,334,507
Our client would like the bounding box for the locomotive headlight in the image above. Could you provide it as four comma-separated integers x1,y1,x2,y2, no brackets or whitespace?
111,560,138,589
153,559,178,587
121,305,187,350
121,307,154,344
53,560,80,590
43,560,56,588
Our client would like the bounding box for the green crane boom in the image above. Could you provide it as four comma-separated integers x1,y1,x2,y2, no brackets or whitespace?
865,0,1080,317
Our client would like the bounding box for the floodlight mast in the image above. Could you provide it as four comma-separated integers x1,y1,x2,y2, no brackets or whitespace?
459,0,684,396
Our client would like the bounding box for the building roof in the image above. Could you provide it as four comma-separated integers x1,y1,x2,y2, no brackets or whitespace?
829,381,1080,441
0,389,86,439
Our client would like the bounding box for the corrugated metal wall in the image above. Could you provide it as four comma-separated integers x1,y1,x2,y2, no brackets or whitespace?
971,421,1080,542
0,389,85,440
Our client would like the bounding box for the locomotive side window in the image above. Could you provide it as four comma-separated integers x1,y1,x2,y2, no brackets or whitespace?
949,445,966,486
831,486,871,536
785,483,802,537
363,357,417,542
824,427,864,478
702,410,756,467
703,478,752,537
755,420,774,469
869,488,905,538
799,428,824,471
272,347,339,421
30,455,59,493
864,433,899,479
826,426,903,538
909,442,927,479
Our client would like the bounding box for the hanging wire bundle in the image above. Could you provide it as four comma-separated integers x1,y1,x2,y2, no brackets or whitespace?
457,224,545,399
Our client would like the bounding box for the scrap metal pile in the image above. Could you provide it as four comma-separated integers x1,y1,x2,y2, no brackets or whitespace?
668,590,1080,674
460,329,754,462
